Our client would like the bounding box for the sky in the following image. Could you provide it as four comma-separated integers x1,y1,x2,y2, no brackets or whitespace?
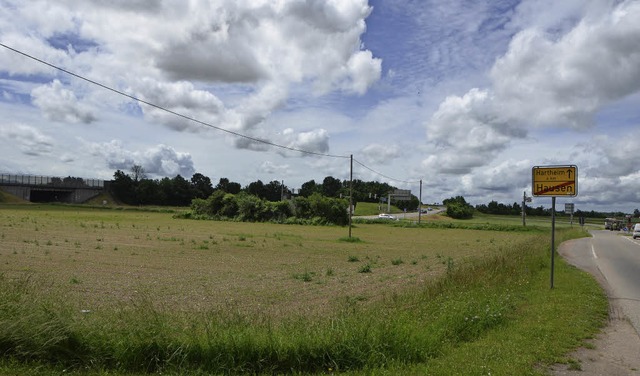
1,0,639,213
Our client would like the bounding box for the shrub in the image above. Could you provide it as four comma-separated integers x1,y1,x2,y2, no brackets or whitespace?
446,202,474,219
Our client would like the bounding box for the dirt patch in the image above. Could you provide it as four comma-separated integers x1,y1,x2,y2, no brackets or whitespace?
550,300,640,375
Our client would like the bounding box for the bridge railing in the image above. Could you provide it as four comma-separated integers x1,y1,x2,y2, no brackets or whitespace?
0,174,104,189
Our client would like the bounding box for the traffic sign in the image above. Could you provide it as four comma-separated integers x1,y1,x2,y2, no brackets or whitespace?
565,203,574,214
532,165,577,197
392,189,412,201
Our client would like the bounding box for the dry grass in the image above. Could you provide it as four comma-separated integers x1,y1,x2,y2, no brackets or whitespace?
1,205,530,319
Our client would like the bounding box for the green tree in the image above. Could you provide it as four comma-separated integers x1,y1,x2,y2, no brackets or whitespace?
245,180,266,199
264,180,286,202
220,193,239,217
110,170,135,204
191,173,213,199
322,176,342,197
299,180,319,197
236,192,266,221
444,196,473,219
136,179,161,205
216,178,242,194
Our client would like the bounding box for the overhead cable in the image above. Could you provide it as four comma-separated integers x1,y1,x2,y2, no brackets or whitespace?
0,42,349,159
1,43,424,184
353,158,420,184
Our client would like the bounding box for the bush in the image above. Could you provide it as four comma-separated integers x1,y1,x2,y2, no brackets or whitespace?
220,193,238,218
446,203,474,219
189,192,347,225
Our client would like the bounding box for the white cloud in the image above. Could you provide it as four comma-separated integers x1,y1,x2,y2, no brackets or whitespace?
342,50,382,95
423,89,523,174
422,0,640,176
86,140,195,178
2,0,381,152
1,0,640,212
580,134,640,178
361,143,400,165
258,161,290,176
132,79,227,132
464,159,532,193
74,0,378,133
280,128,330,155
0,124,54,156
31,80,96,124
492,1,640,128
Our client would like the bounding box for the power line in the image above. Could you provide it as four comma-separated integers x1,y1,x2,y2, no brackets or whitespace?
0,42,350,159
1,43,425,185
353,158,420,185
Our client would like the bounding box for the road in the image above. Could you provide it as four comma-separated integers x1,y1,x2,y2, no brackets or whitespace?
554,230,640,375
561,230,640,332
356,207,445,221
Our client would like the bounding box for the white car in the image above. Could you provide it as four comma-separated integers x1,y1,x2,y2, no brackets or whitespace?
378,213,396,220
633,224,640,239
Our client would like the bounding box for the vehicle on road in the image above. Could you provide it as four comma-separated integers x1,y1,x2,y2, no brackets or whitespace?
633,224,640,239
605,217,623,231
378,213,396,220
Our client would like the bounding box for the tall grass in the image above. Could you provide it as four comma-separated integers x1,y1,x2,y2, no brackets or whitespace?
0,228,603,375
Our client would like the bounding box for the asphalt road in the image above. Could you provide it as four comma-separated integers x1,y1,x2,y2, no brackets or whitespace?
356,207,444,221
560,230,640,334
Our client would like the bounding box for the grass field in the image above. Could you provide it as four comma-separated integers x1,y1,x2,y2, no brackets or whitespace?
0,204,607,375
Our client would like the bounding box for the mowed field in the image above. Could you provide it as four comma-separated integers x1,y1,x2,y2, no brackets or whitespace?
1,205,527,318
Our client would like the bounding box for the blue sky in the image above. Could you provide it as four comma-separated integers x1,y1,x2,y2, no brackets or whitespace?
1,0,639,212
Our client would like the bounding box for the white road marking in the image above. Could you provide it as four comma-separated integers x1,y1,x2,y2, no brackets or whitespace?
592,244,598,259
623,236,640,246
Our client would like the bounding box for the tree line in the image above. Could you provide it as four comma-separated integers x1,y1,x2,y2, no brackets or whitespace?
475,200,636,219
110,166,636,222
108,166,419,206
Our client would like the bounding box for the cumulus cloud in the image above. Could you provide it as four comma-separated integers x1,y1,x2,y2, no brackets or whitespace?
2,0,381,154
74,0,377,133
0,123,54,156
280,128,330,155
463,159,532,193
258,161,291,176
31,80,96,124
492,1,640,128
230,127,330,155
133,79,227,132
580,134,640,178
361,143,400,165
423,0,640,175
86,140,195,178
423,89,524,174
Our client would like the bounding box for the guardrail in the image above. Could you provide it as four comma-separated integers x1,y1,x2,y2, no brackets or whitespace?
0,174,104,189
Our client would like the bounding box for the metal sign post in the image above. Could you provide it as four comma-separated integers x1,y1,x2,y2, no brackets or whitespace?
532,165,578,289
522,191,532,226
550,197,556,289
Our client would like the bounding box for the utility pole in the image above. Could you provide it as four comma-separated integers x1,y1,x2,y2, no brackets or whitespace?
522,191,531,226
418,179,423,225
281,180,284,201
349,154,353,238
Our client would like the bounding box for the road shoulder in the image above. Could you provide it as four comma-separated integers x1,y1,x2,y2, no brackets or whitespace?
552,237,640,375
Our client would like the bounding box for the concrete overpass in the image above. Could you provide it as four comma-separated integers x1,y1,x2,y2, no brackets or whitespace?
0,174,105,203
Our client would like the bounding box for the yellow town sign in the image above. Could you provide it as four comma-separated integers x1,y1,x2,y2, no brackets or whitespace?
532,165,577,197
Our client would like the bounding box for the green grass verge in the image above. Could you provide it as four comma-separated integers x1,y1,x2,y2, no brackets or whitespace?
353,202,402,216
0,190,28,204
0,226,606,375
